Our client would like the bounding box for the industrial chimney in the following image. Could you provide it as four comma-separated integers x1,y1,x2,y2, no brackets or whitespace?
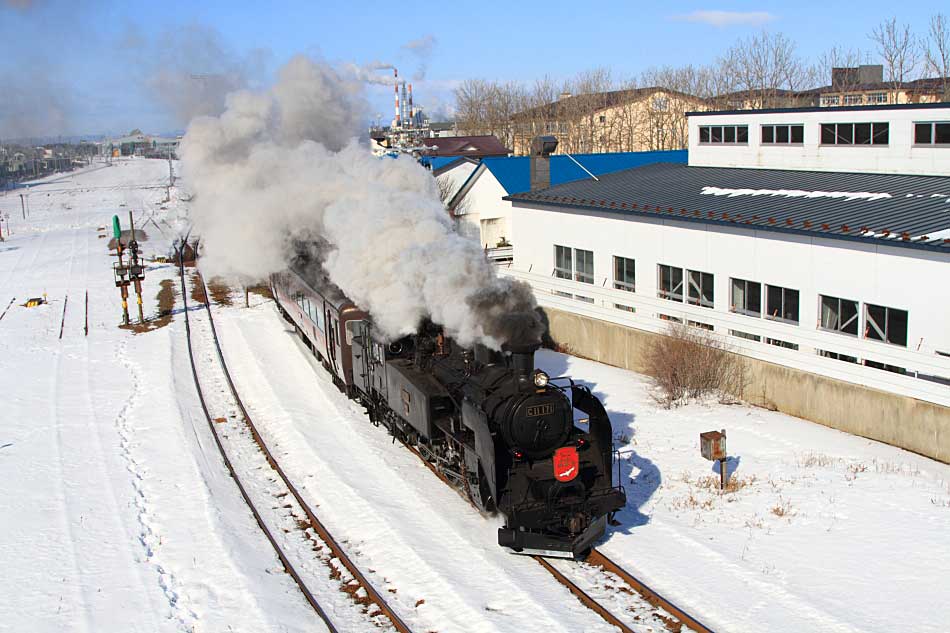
529,135,558,192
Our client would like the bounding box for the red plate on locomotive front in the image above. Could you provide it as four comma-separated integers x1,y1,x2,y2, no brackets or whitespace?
553,446,579,482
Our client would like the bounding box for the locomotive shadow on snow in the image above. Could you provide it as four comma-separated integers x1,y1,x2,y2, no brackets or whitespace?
534,347,661,536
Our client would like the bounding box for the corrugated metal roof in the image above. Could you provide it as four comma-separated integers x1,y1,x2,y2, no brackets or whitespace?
505,162,950,251
482,149,687,195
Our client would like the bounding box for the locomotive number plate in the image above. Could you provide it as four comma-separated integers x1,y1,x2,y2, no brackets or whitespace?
526,403,554,417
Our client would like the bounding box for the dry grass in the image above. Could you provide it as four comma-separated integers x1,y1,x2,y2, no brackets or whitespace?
189,272,207,305
121,278,176,334
644,323,747,408
248,284,274,300
770,498,795,518
206,277,233,306
797,452,921,479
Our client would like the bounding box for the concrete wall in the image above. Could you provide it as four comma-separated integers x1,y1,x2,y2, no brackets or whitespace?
544,306,950,464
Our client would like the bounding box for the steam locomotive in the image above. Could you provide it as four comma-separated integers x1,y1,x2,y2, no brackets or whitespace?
271,267,626,558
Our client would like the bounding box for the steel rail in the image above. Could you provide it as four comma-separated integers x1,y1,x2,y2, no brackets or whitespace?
177,254,339,633
588,549,715,633
195,269,413,633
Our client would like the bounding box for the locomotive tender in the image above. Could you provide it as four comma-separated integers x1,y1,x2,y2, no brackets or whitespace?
272,267,626,558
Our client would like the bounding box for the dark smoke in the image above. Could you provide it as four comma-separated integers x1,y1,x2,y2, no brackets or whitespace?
466,279,544,346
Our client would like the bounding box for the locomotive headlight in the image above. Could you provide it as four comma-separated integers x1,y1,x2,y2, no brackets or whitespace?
533,370,549,388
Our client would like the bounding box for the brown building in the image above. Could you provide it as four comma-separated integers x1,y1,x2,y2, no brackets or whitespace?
509,87,707,155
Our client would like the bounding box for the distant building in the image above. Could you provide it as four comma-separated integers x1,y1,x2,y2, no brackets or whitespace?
102,130,180,158
510,87,708,155
419,135,509,159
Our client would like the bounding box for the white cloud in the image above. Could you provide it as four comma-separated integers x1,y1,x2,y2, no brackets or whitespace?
675,10,776,27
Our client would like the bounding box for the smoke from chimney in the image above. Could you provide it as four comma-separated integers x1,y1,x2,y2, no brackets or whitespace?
181,55,541,348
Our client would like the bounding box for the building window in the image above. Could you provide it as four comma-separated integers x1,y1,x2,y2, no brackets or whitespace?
555,245,594,284
554,245,572,280
598,115,607,124
820,122,889,145
914,122,950,145
652,96,669,112
864,359,907,375
867,92,887,104
659,313,683,323
762,124,804,145
698,125,749,145
689,320,714,331
574,248,594,284
575,294,594,304
730,278,761,317
657,264,684,301
818,349,858,363
843,94,864,105
686,270,714,308
613,256,636,292
766,285,799,324
766,337,799,350
730,330,761,342
819,295,859,336
864,304,908,347
615,303,636,313
820,95,841,107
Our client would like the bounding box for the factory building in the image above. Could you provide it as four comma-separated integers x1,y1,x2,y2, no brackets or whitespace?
500,102,950,462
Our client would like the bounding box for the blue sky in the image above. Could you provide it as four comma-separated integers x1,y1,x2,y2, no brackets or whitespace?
0,0,942,138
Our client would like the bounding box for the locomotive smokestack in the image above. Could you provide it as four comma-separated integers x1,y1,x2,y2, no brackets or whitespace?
504,340,541,381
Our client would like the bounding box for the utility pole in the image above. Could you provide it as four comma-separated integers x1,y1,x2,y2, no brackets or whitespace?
19,194,25,220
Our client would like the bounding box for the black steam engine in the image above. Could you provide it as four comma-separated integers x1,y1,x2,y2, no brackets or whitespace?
273,268,626,558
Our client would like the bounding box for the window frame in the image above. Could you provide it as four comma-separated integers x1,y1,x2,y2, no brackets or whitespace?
657,264,684,302
698,124,749,146
613,255,636,292
864,303,908,347
554,244,572,280
761,124,804,145
765,284,800,325
818,294,860,337
686,269,714,308
819,122,889,146
730,277,762,317
573,248,594,284
913,121,950,146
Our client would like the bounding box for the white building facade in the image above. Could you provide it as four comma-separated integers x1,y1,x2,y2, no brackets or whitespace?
503,104,950,409
688,102,950,176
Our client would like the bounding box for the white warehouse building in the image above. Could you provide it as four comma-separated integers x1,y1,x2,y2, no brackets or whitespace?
499,102,950,462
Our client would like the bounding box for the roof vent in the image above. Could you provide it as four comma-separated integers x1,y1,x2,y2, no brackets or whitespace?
529,135,558,192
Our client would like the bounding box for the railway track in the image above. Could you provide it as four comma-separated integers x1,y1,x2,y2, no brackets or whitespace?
178,255,413,633
398,431,712,632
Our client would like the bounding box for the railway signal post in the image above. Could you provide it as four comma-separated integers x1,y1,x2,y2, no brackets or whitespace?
126,211,146,324
112,215,131,325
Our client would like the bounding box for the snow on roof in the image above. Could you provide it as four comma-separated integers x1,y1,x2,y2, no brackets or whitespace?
700,186,893,202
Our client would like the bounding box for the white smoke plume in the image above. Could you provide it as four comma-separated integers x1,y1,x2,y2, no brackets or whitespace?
402,35,437,80
181,55,539,348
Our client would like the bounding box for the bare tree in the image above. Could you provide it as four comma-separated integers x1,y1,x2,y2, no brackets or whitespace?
924,13,950,99
717,31,812,109
870,17,921,101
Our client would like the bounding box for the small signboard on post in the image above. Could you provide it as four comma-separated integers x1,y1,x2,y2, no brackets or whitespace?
700,429,728,490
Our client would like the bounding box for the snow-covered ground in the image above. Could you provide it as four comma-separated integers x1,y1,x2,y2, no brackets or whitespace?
0,160,317,632
3,159,949,632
